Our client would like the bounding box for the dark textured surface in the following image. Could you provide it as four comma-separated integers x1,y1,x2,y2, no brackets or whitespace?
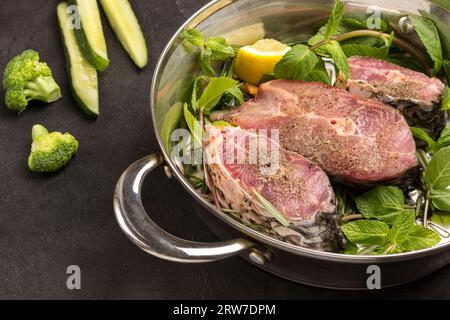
0,0,449,300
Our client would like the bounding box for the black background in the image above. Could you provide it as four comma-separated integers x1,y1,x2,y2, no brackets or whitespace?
0,0,449,300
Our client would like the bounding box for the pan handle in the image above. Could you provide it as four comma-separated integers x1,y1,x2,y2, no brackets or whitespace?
113,154,255,263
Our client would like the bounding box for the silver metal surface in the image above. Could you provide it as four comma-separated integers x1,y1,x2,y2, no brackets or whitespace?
114,0,450,288
248,250,267,265
113,154,254,262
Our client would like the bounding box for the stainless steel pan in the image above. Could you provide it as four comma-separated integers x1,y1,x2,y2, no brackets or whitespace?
113,0,450,289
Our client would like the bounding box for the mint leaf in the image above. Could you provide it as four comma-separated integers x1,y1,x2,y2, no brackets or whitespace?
223,85,244,106
389,209,416,245
355,186,409,225
343,241,358,254
326,40,349,80
160,102,183,151
191,75,208,111
425,146,450,190
199,49,215,76
198,77,237,114
436,123,450,149
274,44,319,80
411,127,437,151
183,103,203,146
342,32,394,59
409,15,443,75
396,225,441,251
324,0,345,39
441,86,450,111
429,188,450,211
342,44,387,59
340,17,366,30
303,59,331,84
205,37,235,60
180,29,204,48
342,17,388,32
342,220,390,246
444,60,450,83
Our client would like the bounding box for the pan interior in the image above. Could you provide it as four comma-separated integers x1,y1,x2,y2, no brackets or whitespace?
151,0,450,257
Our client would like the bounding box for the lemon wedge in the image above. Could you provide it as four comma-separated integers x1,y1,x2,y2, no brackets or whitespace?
234,39,290,85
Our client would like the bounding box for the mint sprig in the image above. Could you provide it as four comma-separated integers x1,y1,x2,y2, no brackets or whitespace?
408,15,443,75
274,44,319,80
355,186,413,226
180,29,235,76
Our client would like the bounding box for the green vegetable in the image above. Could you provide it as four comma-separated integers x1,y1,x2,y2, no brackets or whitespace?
160,102,183,151
424,146,450,190
325,40,349,80
190,75,208,111
99,0,148,68
424,147,450,211
396,225,442,251
180,29,235,76
441,86,450,111
429,189,450,211
389,209,416,245
410,124,450,153
69,0,109,71
198,77,237,114
28,124,79,173
303,59,331,84
408,15,443,75
342,32,394,59
324,0,345,40
58,2,99,118
341,17,388,32
274,44,319,80
222,85,244,107
436,124,450,149
342,241,358,254
342,209,441,254
411,127,438,151
355,186,412,226
199,49,215,76
183,103,203,147
389,210,440,252
205,37,235,61
2,49,61,114
180,29,204,48
444,60,450,82
341,220,390,246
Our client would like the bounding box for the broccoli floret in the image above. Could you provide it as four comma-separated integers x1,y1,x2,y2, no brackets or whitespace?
2,50,61,113
28,124,79,173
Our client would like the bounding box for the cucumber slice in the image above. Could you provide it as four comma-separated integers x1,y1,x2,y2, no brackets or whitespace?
57,2,99,118
99,0,148,68
68,0,109,71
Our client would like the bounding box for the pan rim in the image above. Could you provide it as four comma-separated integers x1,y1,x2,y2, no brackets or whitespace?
150,0,450,264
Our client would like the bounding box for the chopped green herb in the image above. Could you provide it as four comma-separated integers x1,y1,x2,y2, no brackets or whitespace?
408,15,443,75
